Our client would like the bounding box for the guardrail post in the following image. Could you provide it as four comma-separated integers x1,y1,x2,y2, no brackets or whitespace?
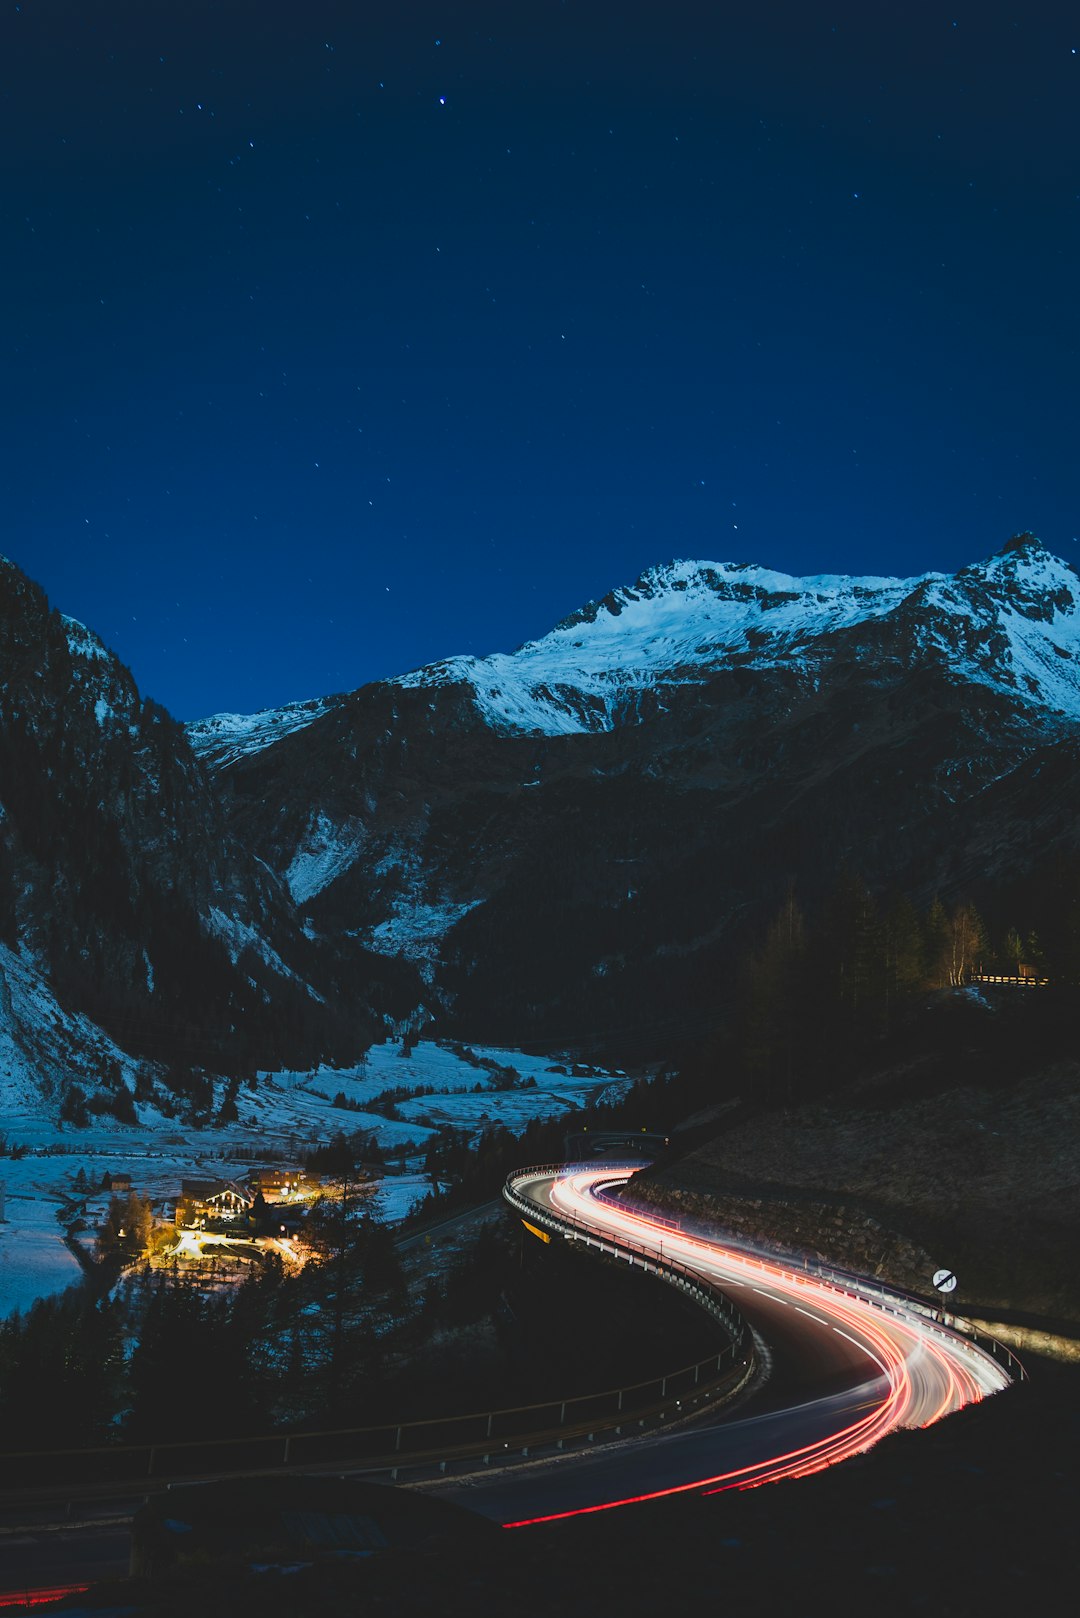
282,1436,291,1465
395,1426,403,1452
486,1413,494,1439
559,1402,566,1425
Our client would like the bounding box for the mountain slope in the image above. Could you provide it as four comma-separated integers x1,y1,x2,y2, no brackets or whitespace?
192,534,1080,1045
389,534,1080,732
188,537,1080,756
0,558,414,1101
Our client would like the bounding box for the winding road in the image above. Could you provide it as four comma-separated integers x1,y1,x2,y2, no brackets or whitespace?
436,1165,1012,1525
0,1164,1016,1597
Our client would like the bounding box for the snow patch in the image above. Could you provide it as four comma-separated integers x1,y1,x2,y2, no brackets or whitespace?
203,908,321,998
0,942,152,1130
366,900,481,961
0,1179,83,1319
61,615,110,662
187,697,334,769
286,812,366,905
262,1040,633,1150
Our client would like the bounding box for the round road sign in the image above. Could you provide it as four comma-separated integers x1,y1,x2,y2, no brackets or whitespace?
933,1268,958,1293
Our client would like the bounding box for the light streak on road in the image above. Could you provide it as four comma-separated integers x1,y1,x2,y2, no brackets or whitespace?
0,1585,91,1610
498,1166,1011,1526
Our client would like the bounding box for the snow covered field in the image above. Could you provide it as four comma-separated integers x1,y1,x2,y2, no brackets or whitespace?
0,1039,634,1319
238,1040,633,1151
0,1164,83,1319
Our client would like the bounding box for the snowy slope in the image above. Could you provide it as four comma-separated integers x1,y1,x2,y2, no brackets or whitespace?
285,811,368,905
908,542,1080,715
191,538,1080,751
0,943,150,1129
393,540,1080,735
394,558,931,733
187,696,335,769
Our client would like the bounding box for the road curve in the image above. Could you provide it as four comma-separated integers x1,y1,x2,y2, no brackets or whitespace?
438,1165,1011,1526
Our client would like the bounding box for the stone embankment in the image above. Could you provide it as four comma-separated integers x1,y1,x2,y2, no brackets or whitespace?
619,1178,937,1297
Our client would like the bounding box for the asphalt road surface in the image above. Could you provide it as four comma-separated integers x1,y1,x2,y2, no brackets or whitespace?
430,1166,1010,1524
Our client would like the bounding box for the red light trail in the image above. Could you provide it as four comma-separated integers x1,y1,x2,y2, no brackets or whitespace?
502,1167,1009,1527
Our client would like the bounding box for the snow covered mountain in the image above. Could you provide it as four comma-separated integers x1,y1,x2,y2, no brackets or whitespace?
191,536,1080,757
18,531,1077,1107
194,534,1080,1044
393,540,1080,735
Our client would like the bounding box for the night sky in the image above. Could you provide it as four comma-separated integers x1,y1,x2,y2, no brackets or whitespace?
4,1,1079,719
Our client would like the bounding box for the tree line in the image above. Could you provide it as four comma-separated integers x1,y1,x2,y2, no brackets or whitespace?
738,860,1080,1106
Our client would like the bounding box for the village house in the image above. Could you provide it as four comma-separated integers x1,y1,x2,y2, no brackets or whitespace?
246,1167,309,1200
175,1178,252,1230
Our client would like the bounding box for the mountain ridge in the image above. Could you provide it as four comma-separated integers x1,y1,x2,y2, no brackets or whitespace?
187,535,1080,757
5,536,1079,1078
183,533,1080,1045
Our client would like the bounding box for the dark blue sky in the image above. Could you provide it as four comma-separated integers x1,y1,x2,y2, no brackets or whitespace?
4,1,1078,718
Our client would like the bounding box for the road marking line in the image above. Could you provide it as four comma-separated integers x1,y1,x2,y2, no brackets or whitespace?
751,1287,776,1298
832,1326,888,1375
795,1306,828,1324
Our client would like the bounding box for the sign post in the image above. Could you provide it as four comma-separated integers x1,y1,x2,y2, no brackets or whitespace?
932,1267,957,1323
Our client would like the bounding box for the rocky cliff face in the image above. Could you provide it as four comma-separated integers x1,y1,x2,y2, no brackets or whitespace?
190,535,1080,1045
0,558,415,1100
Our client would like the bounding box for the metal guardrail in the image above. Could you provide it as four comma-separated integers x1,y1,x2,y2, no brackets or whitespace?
0,1170,753,1501
503,1163,751,1352
968,972,1049,988
593,1180,1027,1384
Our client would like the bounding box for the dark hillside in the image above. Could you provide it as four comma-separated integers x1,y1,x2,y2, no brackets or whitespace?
0,557,416,1083
632,989,1080,1329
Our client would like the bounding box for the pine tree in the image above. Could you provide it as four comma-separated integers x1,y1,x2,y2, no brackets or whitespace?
924,897,952,988
743,889,810,1103
881,893,925,1028
824,871,881,1020
98,1191,154,1262
0,1295,124,1450
362,1217,405,1297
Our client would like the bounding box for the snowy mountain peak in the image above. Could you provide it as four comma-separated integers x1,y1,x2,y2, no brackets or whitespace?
392,538,1080,736
551,556,931,635
957,533,1078,615
184,536,1080,755
391,553,928,735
